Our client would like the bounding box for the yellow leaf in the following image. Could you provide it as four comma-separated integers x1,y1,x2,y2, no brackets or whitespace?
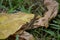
0,12,34,39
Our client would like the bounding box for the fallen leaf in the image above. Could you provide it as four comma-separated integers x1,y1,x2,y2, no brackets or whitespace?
34,0,59,28
0,12,34,39
19,31,35,40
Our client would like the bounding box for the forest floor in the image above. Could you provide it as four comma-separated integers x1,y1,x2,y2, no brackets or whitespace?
0,0,60,40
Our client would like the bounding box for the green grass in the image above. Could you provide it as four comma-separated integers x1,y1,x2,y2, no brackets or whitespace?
0,0,60,40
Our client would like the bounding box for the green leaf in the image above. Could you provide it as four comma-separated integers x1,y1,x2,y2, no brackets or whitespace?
16,35,19,40
50,24,60,29
8,0,13,8
20,6,28,13
43,29,55,36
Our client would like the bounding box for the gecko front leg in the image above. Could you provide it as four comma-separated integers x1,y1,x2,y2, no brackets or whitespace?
34,0,59,28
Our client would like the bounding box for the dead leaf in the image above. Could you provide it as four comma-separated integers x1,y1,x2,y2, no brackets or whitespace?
19,31,35,40
34,0,59,28
0,12,34,39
